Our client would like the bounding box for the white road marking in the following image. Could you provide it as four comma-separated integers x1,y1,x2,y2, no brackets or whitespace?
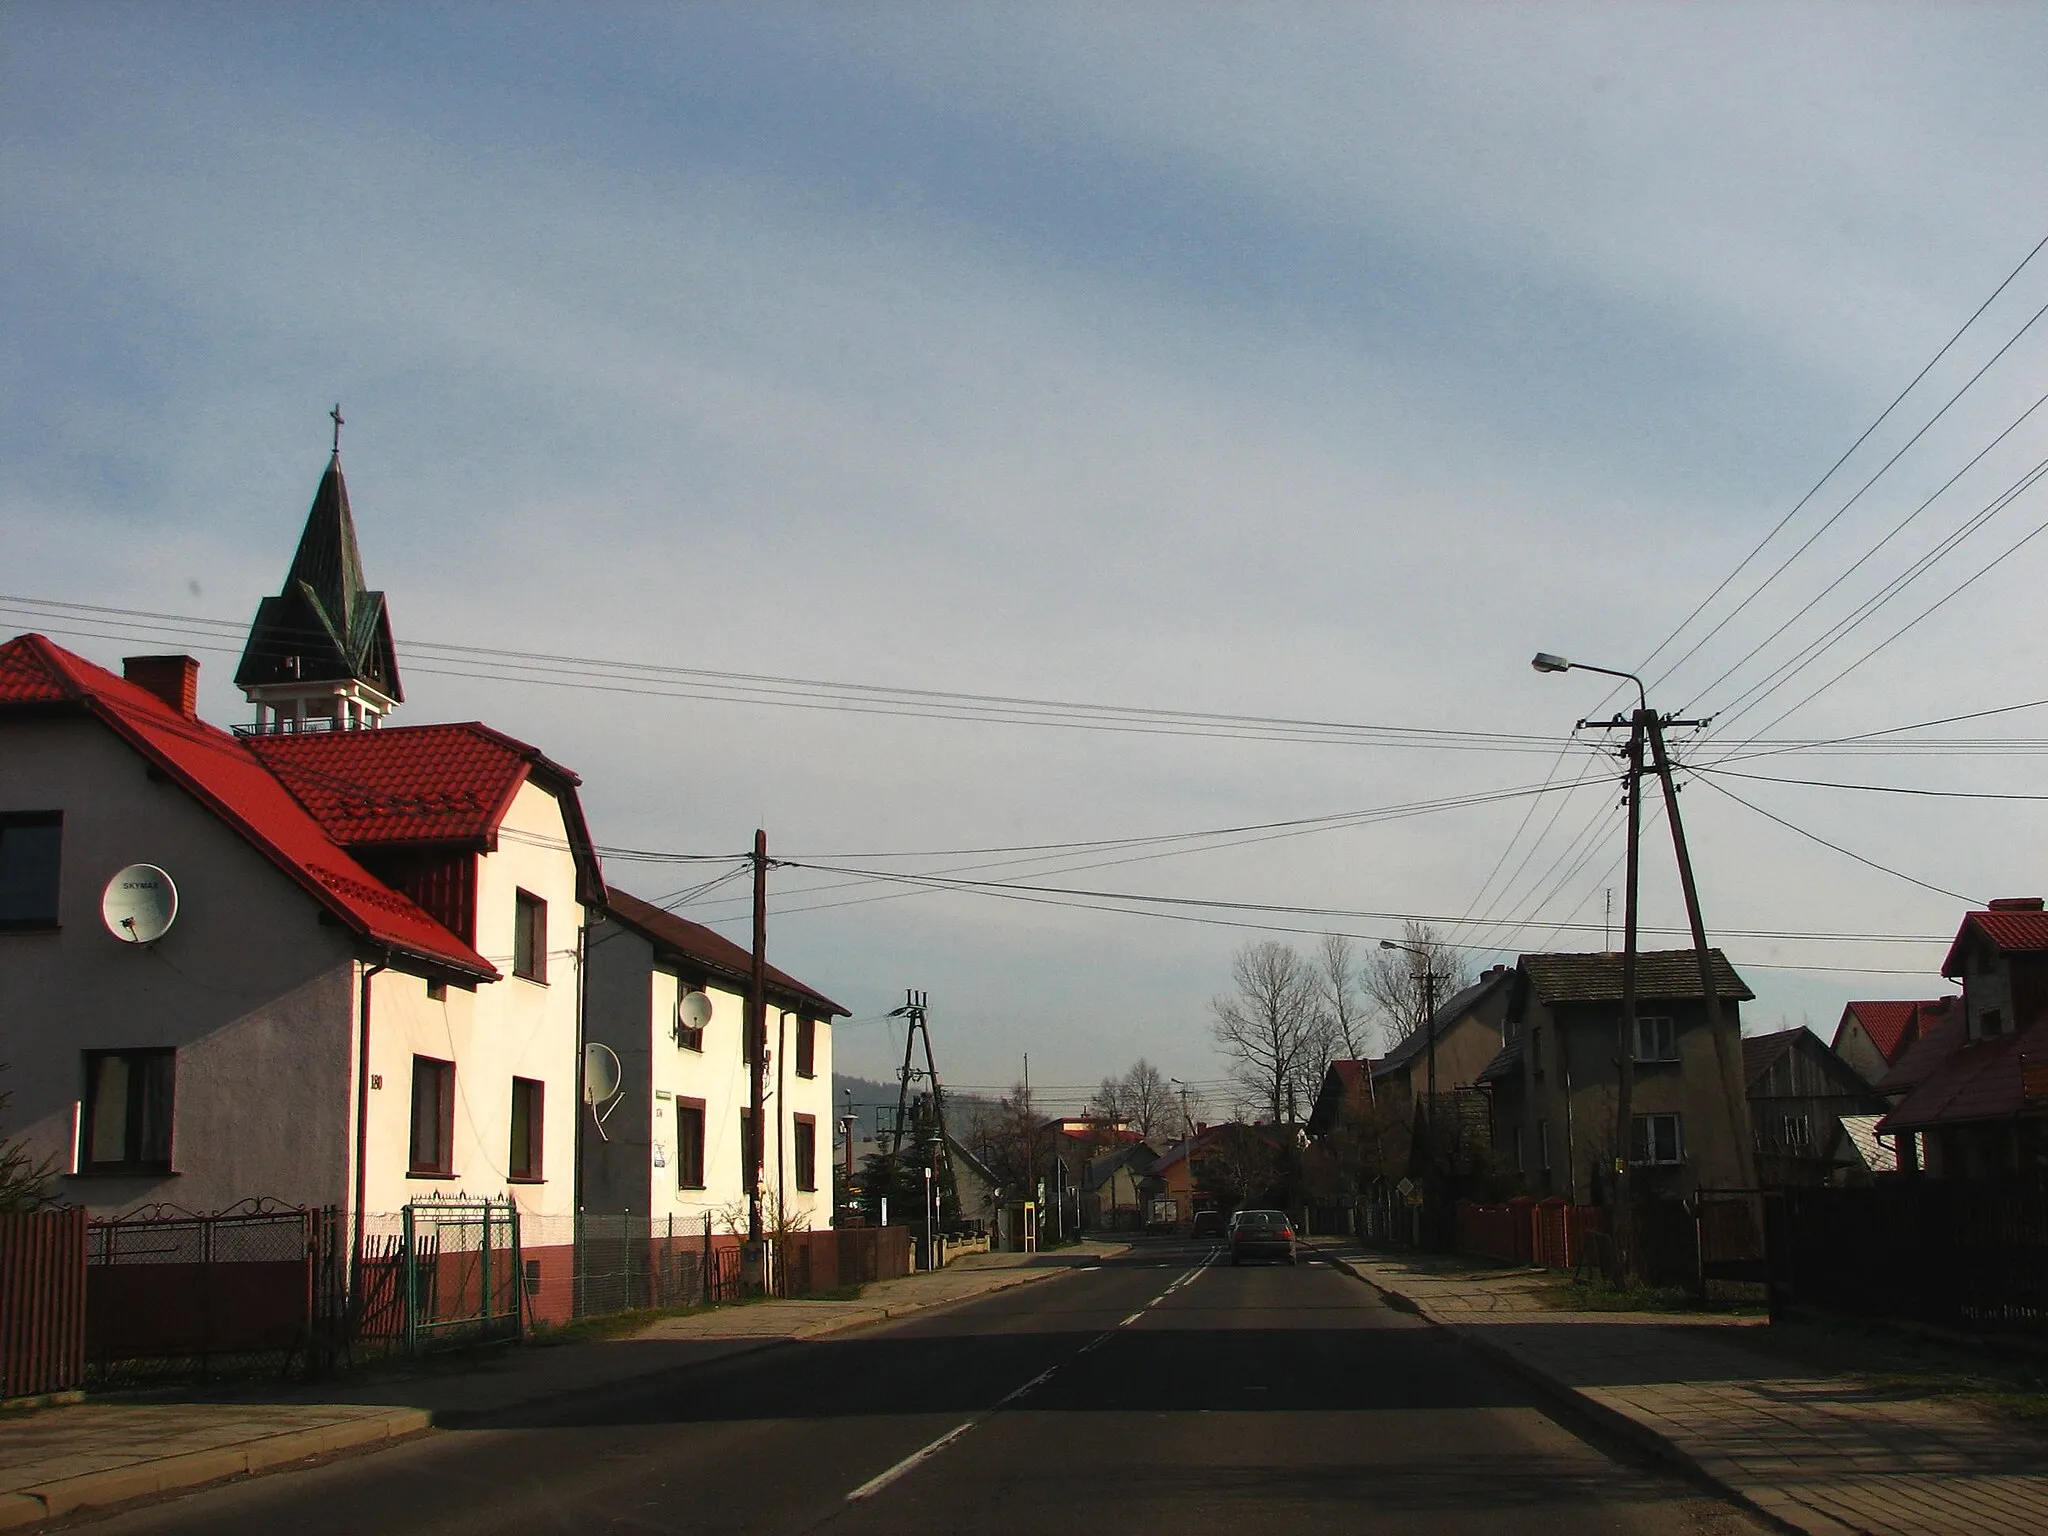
844,1420,979,1502
841,1251,1209,1504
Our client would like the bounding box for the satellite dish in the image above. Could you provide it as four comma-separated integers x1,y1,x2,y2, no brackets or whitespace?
583,1042,623,1105
679,991,713,1031
102,865,178,944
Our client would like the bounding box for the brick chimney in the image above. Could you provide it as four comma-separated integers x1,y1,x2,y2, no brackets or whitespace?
1987,897,2045,912
123,655,200,717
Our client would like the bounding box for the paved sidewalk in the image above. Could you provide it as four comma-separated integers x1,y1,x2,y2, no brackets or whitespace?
1316,1242,2048,1536
0,1241,1126,1529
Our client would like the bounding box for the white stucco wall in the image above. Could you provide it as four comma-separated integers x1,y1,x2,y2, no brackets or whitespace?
643,970,834,1235
359,776,585,1222
0,716,358,1215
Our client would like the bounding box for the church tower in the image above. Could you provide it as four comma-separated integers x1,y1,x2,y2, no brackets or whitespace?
235,411,403,732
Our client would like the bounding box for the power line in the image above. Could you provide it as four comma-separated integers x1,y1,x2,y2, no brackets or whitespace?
1631,225,2048,692
1692,765,2048,802
1689,775,1980,906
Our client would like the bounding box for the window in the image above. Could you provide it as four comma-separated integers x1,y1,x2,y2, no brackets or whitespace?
1977,1008,2006,1040
410,1056,455,1175
739,1108,758,1178
1630,1112,1683,1165
674,979,704,1051
1538,1118,1552,1171
1780,1113,1812,1151
0,812,62,931
1512,1127,1525,1172
513,890,547,982
794,1115,817,1191
80,1049,174,1172
1530,1026,1544,1081
1633,1016,1678,1062
509,1077,544,1180
795,1015,816,1078
674,1099,706,1189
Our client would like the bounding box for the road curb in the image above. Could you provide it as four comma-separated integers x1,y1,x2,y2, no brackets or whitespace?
0,1407,431,1530
0,1254,1133,1529
1308,1246,1839,1536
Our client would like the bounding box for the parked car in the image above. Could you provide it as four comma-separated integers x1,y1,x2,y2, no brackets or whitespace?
1227,1209,1297,1265
1190,1209,1228,1239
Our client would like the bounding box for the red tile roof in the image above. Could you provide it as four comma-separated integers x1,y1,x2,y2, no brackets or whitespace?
245,725,532,846
1940,908,2048,977
601,887,847,1018
1835,999,1953,1066
1,635,495,978
1878,1016,2048,1133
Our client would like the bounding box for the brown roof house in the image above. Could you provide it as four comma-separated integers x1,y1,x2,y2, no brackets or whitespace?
1306,966,1515,1189
1479,949,1757,1202
1876,898,2048,1180
1741,1026,1889,1187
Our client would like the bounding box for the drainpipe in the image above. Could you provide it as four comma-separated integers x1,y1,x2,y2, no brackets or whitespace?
351,951,391,1309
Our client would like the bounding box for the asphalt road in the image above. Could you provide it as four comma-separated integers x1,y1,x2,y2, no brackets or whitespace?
73,1242,1766,1534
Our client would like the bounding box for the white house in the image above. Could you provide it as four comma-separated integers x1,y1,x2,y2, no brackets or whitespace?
0,447,602,1321
582,889,845,1240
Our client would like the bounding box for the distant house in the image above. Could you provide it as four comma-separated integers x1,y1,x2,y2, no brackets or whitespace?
582,888,847,1236
1481,949,1756,1201
945,1134,1001,1234
1305,966,1514,1182
1877,898,2048,1180
1832,998,1958,1095
1741,1026,1888,1187
1080,1140,1159,1230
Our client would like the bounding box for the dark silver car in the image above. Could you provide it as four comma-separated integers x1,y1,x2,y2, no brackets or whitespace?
1227,1209,1298,1265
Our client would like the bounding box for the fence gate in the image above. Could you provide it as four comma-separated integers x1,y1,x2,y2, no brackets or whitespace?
399,1198,522,1354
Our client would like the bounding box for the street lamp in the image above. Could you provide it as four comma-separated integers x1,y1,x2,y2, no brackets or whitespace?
1380,940,1440,1179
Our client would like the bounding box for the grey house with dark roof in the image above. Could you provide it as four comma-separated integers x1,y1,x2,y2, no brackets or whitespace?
1480,949,1757,1203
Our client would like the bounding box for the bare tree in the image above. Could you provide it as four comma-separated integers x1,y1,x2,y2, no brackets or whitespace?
1210,941,1320,1125
1121,1059,1174,1140
1087,1073,1131,1126
1316,933,1372,1062
1362,922,1473,1049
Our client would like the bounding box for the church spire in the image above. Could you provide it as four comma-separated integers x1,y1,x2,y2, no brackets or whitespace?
236,419,404,732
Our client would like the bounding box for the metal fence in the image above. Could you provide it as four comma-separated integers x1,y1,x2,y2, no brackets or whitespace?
1766,1179,2048,1333
0,1208,86,1399
85,1200,343,1386
353,1198,522,1356
553,1216,911,1319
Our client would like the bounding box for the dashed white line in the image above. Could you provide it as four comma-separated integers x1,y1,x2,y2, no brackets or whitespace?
841,1251,1212,1504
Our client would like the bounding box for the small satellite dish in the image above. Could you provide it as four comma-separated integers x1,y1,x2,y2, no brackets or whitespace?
583,1042,623,1105
102,864,178,944
679,991,713,1032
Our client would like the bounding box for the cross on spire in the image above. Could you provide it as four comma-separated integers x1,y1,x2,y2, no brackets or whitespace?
330,403,344,455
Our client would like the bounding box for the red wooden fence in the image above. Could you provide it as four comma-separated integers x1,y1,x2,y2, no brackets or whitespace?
1455,1196,1603,1271
0,1208,87,1399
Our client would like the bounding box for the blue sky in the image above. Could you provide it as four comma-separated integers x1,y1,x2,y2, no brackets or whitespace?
8,4,2048,1102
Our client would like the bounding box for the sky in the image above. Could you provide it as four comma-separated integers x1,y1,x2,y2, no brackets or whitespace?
7,4,2048,1103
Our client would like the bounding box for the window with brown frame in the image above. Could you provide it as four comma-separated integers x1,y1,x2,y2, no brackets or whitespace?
509,1077,544,1180
795,1015,816,1078
80,1048,175,1172
674,1099,706,1189
794,1114,817,1191
513,889,547,982
410,1055,456,1175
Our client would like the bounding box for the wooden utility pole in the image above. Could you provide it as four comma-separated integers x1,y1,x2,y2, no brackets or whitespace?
1614,710,1645,1284
1645,716,1759,1192
748,828,768,1245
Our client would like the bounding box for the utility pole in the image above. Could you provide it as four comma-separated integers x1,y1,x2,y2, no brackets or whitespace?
747,828,768,1246
1645,716,1760,1192
1535,652,1721,1285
